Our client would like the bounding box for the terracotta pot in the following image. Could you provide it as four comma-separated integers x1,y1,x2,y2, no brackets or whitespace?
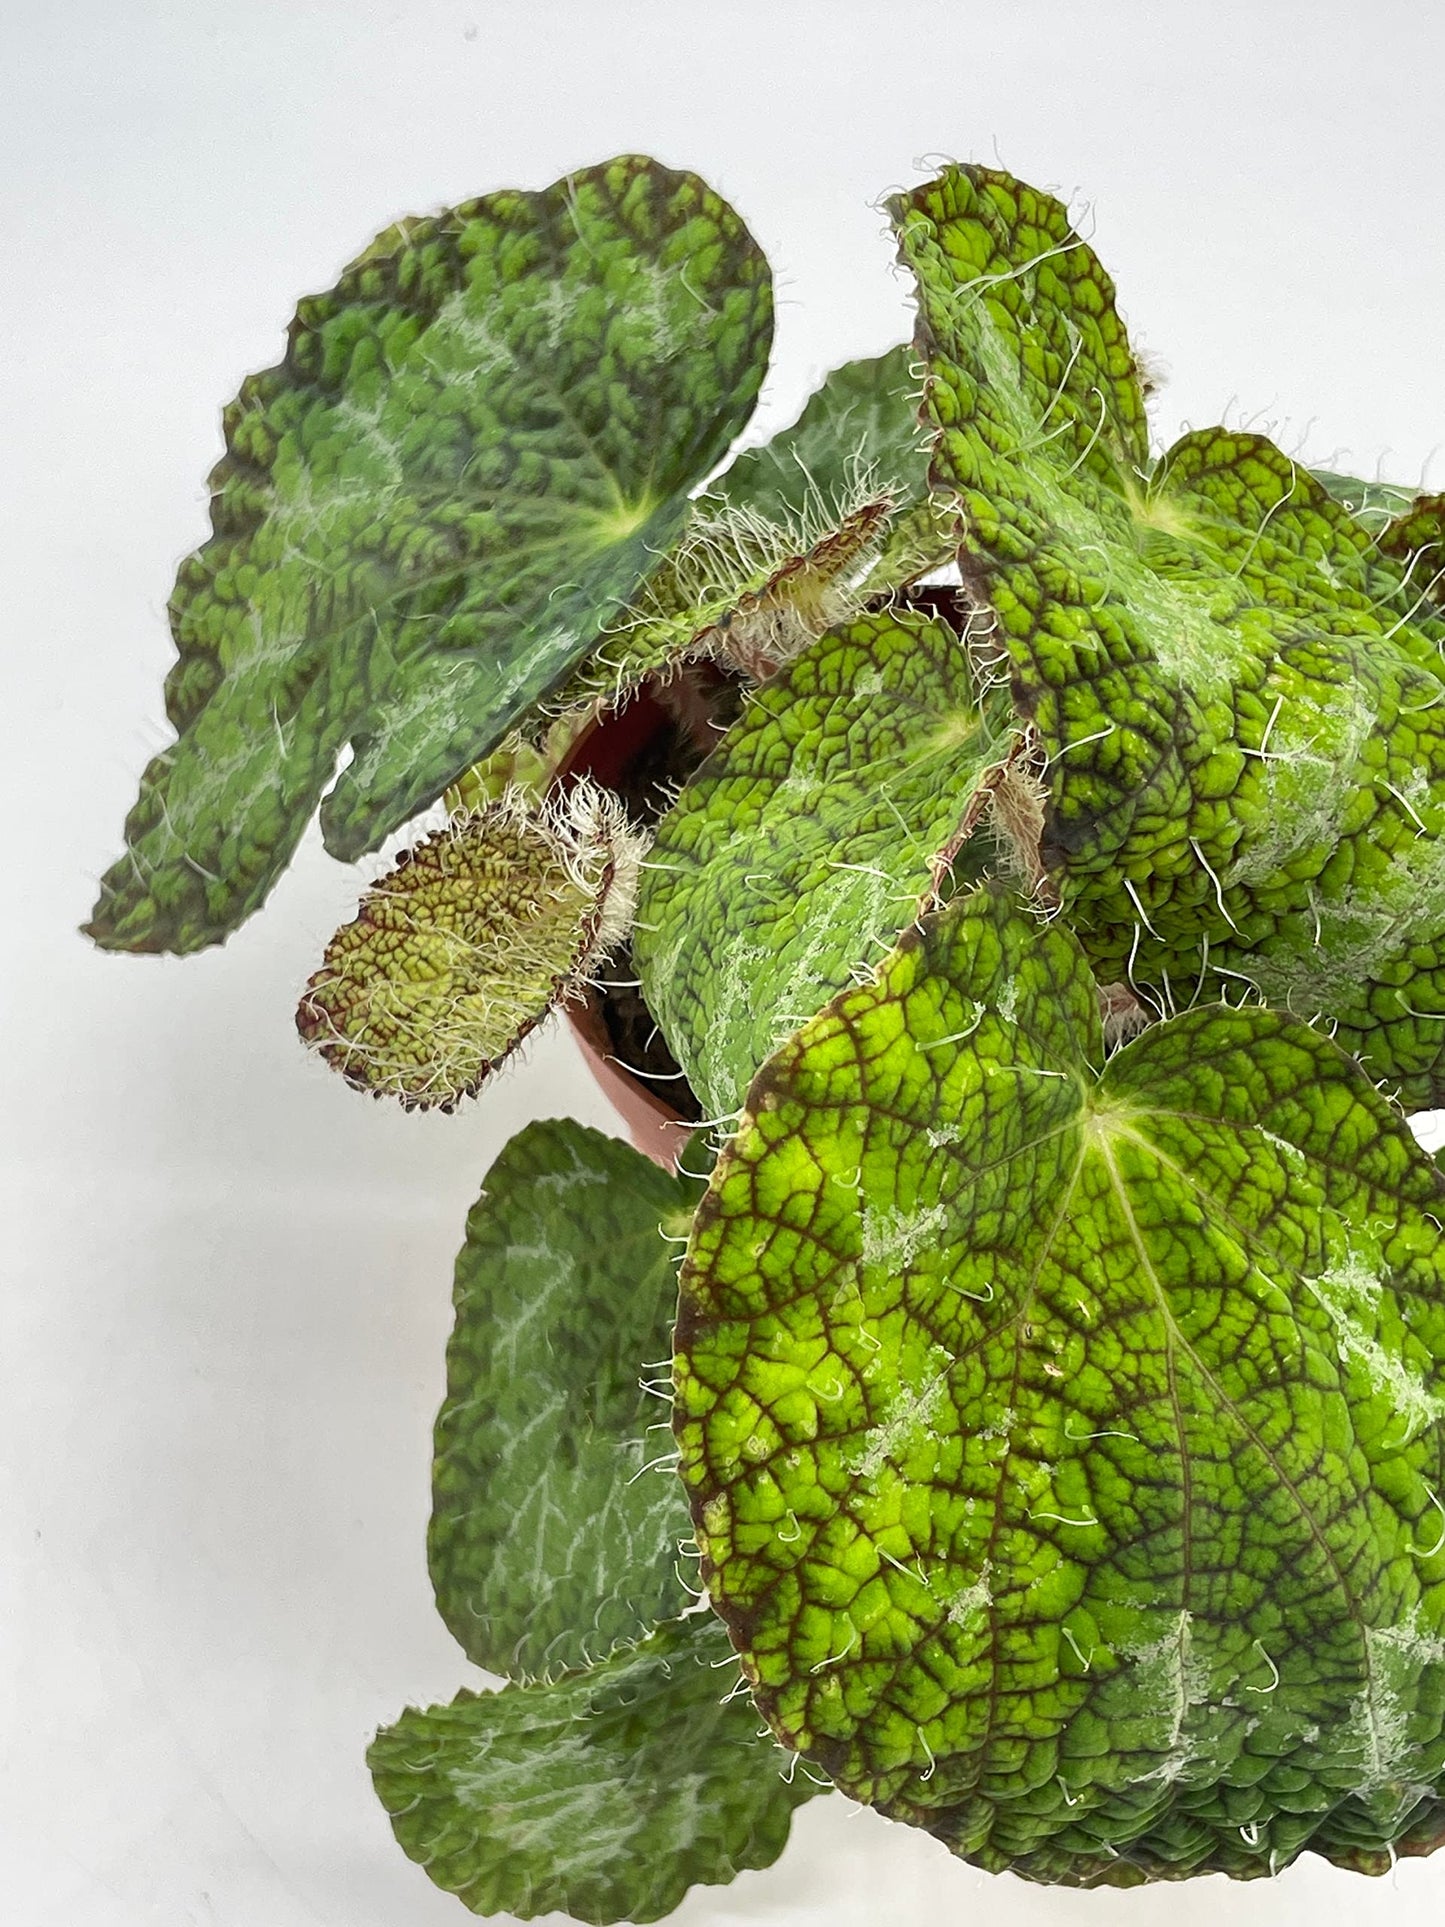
566,988,693,1172
555,685,696,1173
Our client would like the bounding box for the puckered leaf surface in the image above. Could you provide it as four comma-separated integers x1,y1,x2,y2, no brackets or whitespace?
893,164,1445,1104
1381,494,1445,615
429,1119,699,1679
296,784,645,1110
86,156,772,953
634,607,1017,1119
368,1613,818,1924
676,883,1445,1885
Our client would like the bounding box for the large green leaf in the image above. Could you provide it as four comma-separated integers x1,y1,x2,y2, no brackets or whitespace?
676,883,1445,1884
634,606,1018,1119
86,156,772,953
369,1613,818,1924
430,1119,700,1679
892,164,1445,1105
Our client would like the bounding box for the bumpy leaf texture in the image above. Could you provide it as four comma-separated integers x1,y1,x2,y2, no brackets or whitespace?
295,784,645,1110
635,606,1019,1119
429,1119,698,1678
893,165,1445,1105
1381,494,1445,614
370,1614,817,1924
86,156,772,953
676,884,1445,1884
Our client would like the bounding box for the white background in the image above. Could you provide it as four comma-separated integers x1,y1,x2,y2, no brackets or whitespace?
6,2,1445,1922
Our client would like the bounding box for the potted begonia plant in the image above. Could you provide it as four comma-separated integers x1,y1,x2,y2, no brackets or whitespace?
87,153,1445,1920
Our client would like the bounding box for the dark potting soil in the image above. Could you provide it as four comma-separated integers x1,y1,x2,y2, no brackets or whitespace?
591,944,705,1123
583,586,970,1129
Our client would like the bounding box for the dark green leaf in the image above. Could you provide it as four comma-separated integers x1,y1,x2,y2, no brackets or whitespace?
369,1613,818,1924
87,156,772,952
892,164,1445,1104
430,1119,700,1678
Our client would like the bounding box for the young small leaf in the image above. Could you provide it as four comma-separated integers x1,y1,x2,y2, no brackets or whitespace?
676,882,1445,1884
369,1614,817,1924
635,606,1018,1117
296,783,645,1110
705,344,952,592
86,156,772,954
430,1118,699,1678
547,346,950,721
550,490,893,721
893,164,1445,1104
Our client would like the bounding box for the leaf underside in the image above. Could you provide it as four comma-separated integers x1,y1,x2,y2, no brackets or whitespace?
635,606,1016,1119
86,155,772,953
429,1119,699,1678
893,164,1445,1105
369,1613,818,1925
676,883,1445,1885
549,492,891,724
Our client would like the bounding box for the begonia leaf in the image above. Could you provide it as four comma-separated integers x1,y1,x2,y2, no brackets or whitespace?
893,164,1445,1104
635,606,1018,1118
706,344,952,592
676,883,1445,1884
86,156,771,953
550,345,949,719
369,1613,817,1923
296,784,646,1110
552,492,894,720
429,1119,699,1678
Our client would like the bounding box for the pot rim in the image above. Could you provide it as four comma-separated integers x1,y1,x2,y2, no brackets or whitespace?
554,686,698,1172
565,989,694,1172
